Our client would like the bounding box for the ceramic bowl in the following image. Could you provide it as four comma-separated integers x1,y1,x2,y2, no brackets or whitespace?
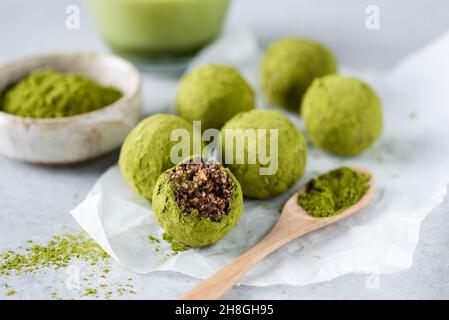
0,52,141,164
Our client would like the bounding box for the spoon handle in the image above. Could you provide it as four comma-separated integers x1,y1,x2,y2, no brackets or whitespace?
180,217,322,300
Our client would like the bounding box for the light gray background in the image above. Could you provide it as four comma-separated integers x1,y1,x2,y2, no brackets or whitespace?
0,0,448,299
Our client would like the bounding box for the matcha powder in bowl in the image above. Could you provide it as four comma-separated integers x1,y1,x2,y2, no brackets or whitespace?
1,69,122,118
0,52,141,164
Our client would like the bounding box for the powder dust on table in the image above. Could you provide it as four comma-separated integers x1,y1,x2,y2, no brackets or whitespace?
0,232,137,299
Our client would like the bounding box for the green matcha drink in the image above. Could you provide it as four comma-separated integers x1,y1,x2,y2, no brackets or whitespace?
88,0,230,59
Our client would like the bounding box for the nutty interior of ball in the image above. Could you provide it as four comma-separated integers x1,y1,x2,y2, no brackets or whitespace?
169,158,236,222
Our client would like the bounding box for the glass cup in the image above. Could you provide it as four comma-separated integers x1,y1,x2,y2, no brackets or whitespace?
88,0,230,70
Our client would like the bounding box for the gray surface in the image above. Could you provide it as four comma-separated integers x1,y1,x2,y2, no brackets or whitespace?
1,0,449,300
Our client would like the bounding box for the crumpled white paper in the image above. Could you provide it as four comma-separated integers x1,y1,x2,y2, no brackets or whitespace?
71,28,449,286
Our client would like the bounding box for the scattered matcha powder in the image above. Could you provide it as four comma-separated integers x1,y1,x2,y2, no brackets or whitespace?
162,233,189,252
147,235,160,244
116,287,126,296
83,288,98,296
0,233,139,300
298,167,370,218
0,233,109,276
50,291,62,300
5,290,16,296
105,291,114,300
148,234,189,256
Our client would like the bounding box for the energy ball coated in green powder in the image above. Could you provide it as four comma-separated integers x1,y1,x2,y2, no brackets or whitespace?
152,157,244,247
1,69,122,118
221,109,307,199
298,167,370,218
260,38,337,111
119,114,198,202
301,75,383,156
176,64,255,130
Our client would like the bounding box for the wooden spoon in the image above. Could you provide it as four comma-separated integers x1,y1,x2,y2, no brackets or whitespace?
180,167,375,300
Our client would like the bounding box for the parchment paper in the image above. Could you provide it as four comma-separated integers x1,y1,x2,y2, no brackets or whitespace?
71,28,449,286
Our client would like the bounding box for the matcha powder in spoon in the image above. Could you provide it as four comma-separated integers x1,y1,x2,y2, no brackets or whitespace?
1,69,122,118
298,167,370,218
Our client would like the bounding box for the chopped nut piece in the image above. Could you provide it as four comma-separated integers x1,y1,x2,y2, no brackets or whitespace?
169,158,236,222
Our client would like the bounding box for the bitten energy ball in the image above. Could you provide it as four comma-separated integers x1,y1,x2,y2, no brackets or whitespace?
301,75,383,156
119,114,196,202
260,38,337,111
176,64,255,130
152,157,244,247
221,109,307,199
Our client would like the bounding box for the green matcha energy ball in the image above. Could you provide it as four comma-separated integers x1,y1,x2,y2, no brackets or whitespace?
152,157,244,247
221,109,307,199
301,75,383,156
119,114,197,202
260,38,337,111
176,64,255,130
